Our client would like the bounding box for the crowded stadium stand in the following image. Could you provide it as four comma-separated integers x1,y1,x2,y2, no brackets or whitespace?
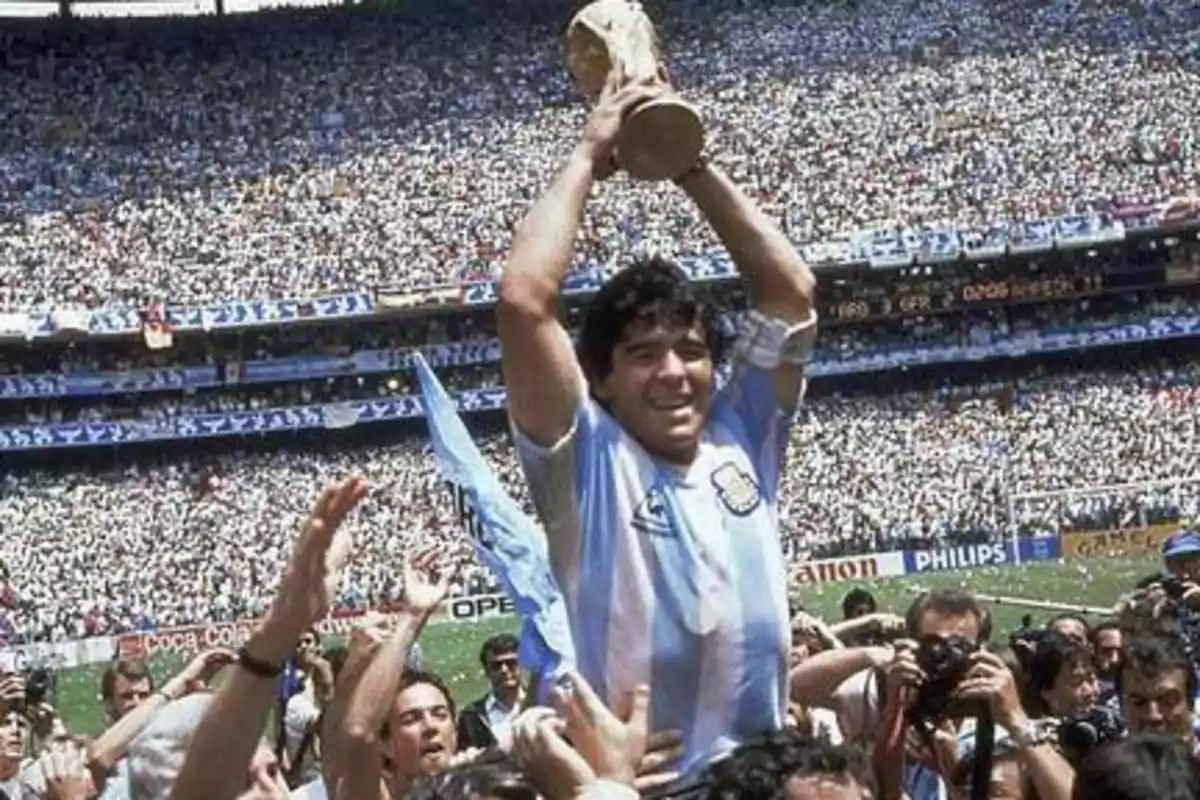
1,0,1198,650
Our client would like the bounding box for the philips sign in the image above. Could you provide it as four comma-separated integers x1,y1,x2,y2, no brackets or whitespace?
909,543,1010,573
904,538,1060,574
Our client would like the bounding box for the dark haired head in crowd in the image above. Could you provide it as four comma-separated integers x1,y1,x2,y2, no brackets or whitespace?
1046,614,1090,648
406,752,537,800
1072,735,1200,800
1026,631,1099,719
842,589,876,621
1118,637,1196,745
1091,621,1125,684
706,731,872,800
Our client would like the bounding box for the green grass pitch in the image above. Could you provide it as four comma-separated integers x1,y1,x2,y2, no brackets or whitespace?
51,554,1157,734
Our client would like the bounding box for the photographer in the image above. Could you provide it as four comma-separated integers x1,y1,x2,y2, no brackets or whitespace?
0,668,63,760
793,589,1072,800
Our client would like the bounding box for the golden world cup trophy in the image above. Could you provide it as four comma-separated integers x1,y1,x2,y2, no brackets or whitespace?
566,0,704,182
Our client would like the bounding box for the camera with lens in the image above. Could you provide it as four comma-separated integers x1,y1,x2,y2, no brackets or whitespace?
1160,574,1189,602
910,634,980,722
1008,614,1048,660
1057,705,1126,764
23,667,54,708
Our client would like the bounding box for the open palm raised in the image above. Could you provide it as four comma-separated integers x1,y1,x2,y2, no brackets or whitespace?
401,546,453,616
261,476,368,648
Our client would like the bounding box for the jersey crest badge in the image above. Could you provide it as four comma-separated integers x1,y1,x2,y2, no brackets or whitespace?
711,462,761,516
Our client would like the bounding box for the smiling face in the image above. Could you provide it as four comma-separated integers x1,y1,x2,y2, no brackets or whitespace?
593,318,715,465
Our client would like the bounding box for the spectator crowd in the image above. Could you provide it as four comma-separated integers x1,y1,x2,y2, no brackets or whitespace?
0,0,1196,310
0,0,1199,795
1,351,1197,645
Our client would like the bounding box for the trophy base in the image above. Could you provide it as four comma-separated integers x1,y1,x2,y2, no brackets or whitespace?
616,96,705,182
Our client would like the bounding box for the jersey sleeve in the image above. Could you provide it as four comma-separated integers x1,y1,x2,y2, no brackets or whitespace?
508,397,609,594
710,362,801,501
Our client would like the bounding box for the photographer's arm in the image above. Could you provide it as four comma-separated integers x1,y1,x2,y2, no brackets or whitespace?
1010,732,1074,800
956,652,1074,800
789,646,891,709
827,613,904,645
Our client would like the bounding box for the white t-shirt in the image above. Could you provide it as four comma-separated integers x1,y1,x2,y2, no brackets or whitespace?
0,772,22,800
484,693,521,747
284,692,322,786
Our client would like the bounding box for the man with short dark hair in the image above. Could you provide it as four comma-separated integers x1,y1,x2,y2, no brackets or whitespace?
100,659,155,723
1118,636,1197,750
457,634,523,750
707,729,872,799
0,708,29,800
842,588,877,621
1090,620,1123,706
497,72,817,772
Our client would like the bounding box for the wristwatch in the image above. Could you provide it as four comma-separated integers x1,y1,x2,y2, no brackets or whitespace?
1008,718,1056,749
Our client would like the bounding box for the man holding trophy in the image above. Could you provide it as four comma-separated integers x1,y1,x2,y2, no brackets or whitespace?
496,0,818,774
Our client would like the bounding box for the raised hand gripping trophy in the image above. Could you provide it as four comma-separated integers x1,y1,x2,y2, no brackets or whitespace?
566,0,705,182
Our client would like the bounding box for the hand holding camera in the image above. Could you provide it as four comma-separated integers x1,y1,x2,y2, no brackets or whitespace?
952,651,1025,733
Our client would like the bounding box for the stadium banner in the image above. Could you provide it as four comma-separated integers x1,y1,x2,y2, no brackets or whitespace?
902,537,1061,575
115,601,457,661
445,593,515,622
789,551,906,586
1060,523,1179,560
0,636,116,673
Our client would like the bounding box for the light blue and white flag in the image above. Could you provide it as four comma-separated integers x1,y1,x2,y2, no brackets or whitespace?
412,353,575,681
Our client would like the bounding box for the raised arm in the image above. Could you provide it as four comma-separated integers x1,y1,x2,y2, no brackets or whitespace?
497,76,667,446
676,160,817,407
338,549,449,800
171,477,367,800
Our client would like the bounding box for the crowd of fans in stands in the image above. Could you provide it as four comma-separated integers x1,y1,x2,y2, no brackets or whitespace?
0,0,1196,310
1,349,1197,645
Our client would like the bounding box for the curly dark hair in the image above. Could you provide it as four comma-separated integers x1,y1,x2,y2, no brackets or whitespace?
705,730,872,799
576,256,725,385
406,751,537,800
1073,734,1200,800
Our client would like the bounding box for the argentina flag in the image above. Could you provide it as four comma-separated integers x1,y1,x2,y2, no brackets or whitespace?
411,353,576,682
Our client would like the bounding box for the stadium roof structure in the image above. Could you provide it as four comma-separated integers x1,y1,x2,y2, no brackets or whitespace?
0,0,350,19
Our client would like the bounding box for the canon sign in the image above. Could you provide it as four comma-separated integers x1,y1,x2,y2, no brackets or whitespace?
792,555,878,585
789,552,906,586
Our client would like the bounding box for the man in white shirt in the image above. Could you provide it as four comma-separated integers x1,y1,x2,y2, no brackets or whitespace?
456,634,524,750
